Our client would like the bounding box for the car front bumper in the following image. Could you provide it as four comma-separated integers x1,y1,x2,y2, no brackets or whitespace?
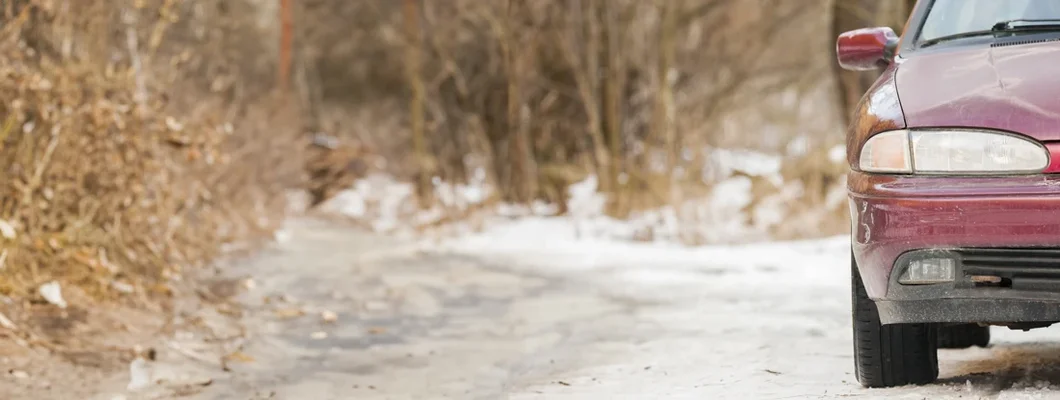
850,171,1060,324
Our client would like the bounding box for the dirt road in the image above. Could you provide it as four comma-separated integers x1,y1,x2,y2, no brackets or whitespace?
12,217,1060,399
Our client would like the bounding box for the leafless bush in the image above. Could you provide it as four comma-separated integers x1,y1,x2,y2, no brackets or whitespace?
294,0,860,233
0,0,303,299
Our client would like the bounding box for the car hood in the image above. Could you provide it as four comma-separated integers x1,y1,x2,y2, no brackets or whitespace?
896,42,1060,141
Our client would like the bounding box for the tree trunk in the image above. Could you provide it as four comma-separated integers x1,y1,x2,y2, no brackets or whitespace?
653,0,678,190
601,1,627,215
278,0,293,92
563,0,612,195
505,0,537,203
402,0,431,205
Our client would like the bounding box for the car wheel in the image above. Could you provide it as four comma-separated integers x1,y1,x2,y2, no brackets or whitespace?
851,253,939,388
937,324,990,349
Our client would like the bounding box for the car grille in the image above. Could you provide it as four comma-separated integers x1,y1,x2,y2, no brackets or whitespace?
960,248,1060,291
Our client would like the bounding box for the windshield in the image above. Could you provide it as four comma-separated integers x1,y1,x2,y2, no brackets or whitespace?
921,0,1060,41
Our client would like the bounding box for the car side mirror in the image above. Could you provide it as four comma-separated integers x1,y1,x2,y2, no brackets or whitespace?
837,27,900,71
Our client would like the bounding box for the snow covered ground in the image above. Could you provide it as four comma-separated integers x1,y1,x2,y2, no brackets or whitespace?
305,165,1060,399
437,217,1060,399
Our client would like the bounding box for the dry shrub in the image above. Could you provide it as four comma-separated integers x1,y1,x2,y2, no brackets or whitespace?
0,1,303,300
747,147,850,241
295,1,845,224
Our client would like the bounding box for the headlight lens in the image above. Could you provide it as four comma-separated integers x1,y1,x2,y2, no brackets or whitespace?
859,130,912,173
859,129,1049,174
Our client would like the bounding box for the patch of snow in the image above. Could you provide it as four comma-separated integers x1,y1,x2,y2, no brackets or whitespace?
702,147,783,184
433,178,492,210
460,185,487,205
273,228,292,244
439,213,849,286
325,190,366,218
567,175,605,217
319,172,496,236
829,144,846,163
785,135,810,157
317,173,416,234
709,176,752,210
126,358,152,391
753,180,812,233
616,269,716,287
825,177,849,209
0,219,15,240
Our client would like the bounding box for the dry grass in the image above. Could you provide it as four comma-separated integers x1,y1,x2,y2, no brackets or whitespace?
0,1,304,302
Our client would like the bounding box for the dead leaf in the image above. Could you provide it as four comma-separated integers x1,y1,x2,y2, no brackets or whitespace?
274,308,305,319
149,284,174,297
320,310,338,324
165,116,184,132
223,351,255,363
367,327,386,335
0,312,16,330
111,281,135,294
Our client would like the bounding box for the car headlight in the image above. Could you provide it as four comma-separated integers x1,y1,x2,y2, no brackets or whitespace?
859,129,1049,174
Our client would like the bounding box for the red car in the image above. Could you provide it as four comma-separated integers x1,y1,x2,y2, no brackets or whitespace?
838,0,1060,388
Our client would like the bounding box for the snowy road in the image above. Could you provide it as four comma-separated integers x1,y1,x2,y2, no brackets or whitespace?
151,217,1060,399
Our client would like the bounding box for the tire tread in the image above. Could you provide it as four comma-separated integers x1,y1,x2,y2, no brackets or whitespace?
852,255,938,388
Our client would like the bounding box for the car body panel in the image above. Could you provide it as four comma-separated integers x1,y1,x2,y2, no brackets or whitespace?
1047,143,1060,172
850,171,1060,299
895,41,1060,141
845,63,906,169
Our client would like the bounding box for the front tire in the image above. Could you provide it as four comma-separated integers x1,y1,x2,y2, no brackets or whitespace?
937,324,990,349
852,255,939,388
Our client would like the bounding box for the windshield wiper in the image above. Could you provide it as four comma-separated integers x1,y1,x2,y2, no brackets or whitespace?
992,19,1060,31
921,19,1060,48
920,30,998,48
